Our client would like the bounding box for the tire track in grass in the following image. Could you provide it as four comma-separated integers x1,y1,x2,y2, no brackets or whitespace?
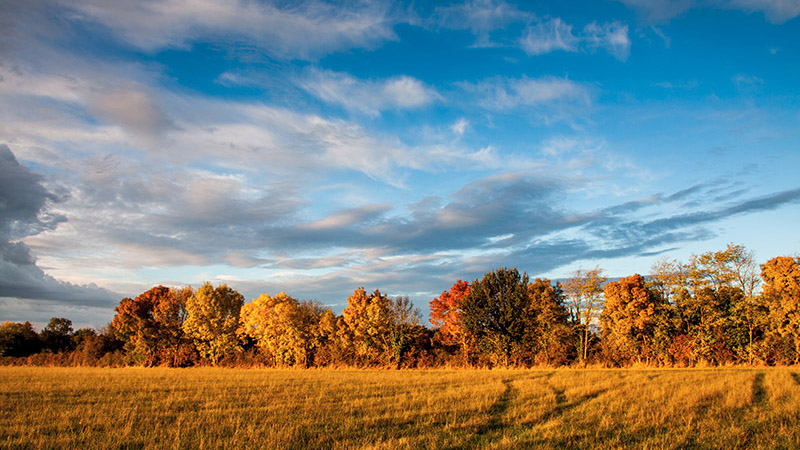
439,376,519,450
677,371,767,450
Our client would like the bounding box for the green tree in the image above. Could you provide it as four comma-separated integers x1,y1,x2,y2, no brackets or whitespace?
388,296,422,368
648,257,686,303
183,282,244,365
0,321,41,357
677,286,746,364
460,268,530,367
40,317,74,353
525,278,573,365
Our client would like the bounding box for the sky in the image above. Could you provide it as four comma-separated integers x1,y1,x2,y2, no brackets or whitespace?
1,0,799,329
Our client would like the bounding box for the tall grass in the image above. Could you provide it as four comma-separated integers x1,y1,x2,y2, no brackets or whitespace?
1,367,798,449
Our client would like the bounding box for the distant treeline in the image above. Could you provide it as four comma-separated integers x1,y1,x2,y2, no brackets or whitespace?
2,244,799,368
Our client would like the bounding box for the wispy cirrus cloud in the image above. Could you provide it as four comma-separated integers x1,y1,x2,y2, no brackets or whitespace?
519,17,578,55
58,0,403,59
458,76,591,112
616,0,800,24
520,18,631,60
296,69,441,117
435,0,531,46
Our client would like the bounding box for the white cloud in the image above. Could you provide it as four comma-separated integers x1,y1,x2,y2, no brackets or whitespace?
460,76,591,111
86,88,175,139
727,0,800,23
435,0,531,45
617,0,800,24
298,69,441,117
732,73,765,87
583,21,631,61
520,18,630,60
60,0,401,59
615,0,695,23
520,18,578,55
451,118,470,135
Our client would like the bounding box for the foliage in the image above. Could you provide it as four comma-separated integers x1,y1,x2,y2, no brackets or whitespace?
525,278,573,365
239,292,331,367
761,256,800,363
40,317,74,354
460,268,530,367
564,267,606,364
341,287,394,365
9,243,800,369
0,321,41,357
112,286,195,366
429,280,473,363
601,274,665,365
183,282,245,365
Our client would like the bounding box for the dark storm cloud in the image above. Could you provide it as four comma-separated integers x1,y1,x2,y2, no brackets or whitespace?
0,144,118,307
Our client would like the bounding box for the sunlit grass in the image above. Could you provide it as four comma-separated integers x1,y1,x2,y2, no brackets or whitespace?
1,367,799,449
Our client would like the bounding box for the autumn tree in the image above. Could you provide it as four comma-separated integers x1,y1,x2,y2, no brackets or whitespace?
761,256,800,363
564,267,606,364
460,268,530,367
601,274,665,365
648,257,686,303
112,286,195,366
183,282,244,365
678,244,762,364
341,287,393,365
685,244,759,294
72,325,124,364
429,280,473,363
525,278,573,365
238,292,330,367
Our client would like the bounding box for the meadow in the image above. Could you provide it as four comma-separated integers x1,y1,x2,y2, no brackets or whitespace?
1,367,799,450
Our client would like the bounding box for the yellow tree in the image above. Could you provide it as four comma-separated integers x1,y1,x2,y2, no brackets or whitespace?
341,287,393,365
183,282,244,365
564,267,606,364
761,256,800,363
240,292,304,366
648,257,686,303
685,244,763,363
239,293,332,367
685,243,758,294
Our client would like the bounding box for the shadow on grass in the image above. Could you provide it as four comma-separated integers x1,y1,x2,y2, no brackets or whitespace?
751,372,766,406
476,378,517,436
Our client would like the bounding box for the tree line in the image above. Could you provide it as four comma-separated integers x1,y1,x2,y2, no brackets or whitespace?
2,244,799,368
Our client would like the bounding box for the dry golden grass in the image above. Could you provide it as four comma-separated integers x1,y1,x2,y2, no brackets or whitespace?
1,367,799,449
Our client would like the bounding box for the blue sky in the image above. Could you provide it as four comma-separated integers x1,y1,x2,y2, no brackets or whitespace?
1,0,799,328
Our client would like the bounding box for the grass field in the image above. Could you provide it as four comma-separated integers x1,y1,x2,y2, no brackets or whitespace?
1,367,799,449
